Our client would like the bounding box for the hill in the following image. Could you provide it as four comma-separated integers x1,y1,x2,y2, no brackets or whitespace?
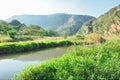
57,15,95,35
78,5,120,36
0,20,59,42
6,13,95,35
0,20,15,34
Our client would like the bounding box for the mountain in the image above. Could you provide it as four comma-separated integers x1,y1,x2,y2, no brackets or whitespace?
78,5,120,36
6,13,95,35
56,15,95,35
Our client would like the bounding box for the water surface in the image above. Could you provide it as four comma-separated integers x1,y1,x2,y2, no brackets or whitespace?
0,46,71,80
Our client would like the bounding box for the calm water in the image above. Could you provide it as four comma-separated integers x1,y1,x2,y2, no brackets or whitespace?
0,46,71,80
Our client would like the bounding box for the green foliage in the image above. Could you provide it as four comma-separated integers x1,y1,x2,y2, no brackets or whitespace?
75,34,85,40
0,35,11,43
46,30,58,37
9,20,26,31
7,30,17,39
0,20,60,42
19,25,46,36
13,39,120,80
0,20,15,34
0,40,73,54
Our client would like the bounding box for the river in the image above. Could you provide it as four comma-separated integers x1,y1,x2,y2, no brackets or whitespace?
0,46,71,80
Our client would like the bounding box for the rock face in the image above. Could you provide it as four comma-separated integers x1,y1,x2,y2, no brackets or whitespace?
104,23,120,36
6,13,95,35
86,21,93,34
78,5,120,36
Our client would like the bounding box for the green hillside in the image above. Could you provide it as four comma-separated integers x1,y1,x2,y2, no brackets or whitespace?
6,13,95,35
78,5,120,36
0,20,58,42
57,15,95,35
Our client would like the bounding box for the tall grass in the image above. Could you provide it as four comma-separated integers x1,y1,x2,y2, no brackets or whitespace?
0,35,11,43
0,40,73,54
12,39,120,80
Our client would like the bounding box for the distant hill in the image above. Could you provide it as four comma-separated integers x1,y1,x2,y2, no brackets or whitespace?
78,5,120,36
6,13,95,35
0,20,15,34
0,20,59,42
56,15,95,35
0,20,47,37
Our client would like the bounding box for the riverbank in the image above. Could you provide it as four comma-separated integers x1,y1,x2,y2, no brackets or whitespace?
13,39,120,80
0,40,74,54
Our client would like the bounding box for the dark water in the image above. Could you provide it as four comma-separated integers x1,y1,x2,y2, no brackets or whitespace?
0,46,71,80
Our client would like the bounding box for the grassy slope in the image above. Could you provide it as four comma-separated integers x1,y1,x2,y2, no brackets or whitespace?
78,5,120,35
57,15,95,35
13,39,120,80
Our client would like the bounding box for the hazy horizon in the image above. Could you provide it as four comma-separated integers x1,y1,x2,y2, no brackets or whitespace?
0,0,120,20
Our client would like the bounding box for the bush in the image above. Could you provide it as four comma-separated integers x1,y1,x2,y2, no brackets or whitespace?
12,39,120,80
75,34,85,40
0,40,74,54
7,30,17,39
86,33,106,43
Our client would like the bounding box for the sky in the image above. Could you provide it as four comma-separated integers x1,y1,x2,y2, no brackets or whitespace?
0,0,120,20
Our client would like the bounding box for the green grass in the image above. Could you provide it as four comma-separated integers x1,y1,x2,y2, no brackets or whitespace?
0,40,73,54
0,35,11,43
12,39,120,80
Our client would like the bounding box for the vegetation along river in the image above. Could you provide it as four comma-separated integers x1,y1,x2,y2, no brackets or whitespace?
0,46,71,80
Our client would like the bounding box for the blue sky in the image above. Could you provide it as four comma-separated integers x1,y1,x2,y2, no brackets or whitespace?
0,0,120,19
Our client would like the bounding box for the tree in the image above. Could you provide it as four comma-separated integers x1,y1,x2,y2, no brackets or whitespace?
19,25,46,37
7,30,17,39
46,30,58,37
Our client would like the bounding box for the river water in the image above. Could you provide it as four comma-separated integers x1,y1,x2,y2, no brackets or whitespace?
0,46,71,80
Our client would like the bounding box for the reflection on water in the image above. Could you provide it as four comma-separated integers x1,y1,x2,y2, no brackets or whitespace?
0,46,71,80
0,59,39,80
14,47,69,61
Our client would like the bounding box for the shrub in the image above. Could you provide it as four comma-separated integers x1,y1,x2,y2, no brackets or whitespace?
0,40,74,54
12,39,120,80
86,33,106,43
